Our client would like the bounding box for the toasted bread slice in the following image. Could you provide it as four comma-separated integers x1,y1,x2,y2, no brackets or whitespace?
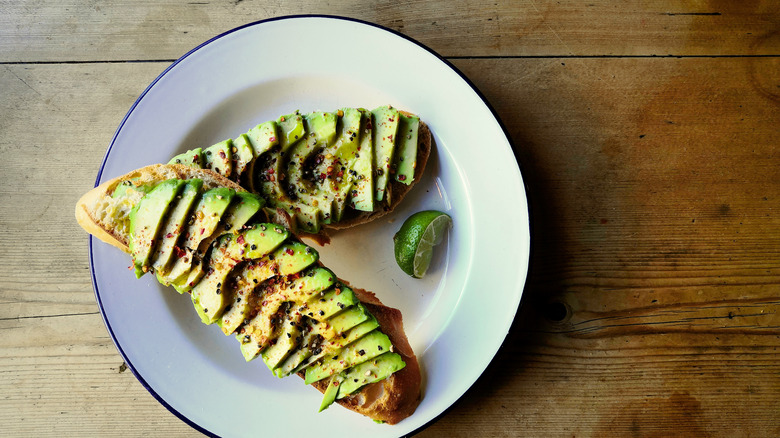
75,164,421,424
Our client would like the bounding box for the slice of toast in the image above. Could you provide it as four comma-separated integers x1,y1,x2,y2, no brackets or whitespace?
75,164,421,424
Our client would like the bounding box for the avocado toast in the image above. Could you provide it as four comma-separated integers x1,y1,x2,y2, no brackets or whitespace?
75,163,422,424
167,106,431,242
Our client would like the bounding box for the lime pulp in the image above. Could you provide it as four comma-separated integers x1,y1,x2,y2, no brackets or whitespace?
393,210,452,278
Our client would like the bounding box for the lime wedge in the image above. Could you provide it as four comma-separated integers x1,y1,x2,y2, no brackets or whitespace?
393,210,452,278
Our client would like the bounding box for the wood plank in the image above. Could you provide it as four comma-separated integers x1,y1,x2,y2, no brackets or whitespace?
1,56,778,436
416,56,780,437
0,315,198,437
0,1,778,62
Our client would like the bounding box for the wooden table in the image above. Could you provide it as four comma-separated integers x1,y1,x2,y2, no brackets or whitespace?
2,2,778,436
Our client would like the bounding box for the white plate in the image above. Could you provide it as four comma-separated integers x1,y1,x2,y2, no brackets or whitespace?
91,15,530,438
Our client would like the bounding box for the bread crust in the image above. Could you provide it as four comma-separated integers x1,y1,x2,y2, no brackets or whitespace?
75,163,422,424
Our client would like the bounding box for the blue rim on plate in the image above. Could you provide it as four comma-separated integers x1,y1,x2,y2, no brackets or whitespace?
90,14,530,438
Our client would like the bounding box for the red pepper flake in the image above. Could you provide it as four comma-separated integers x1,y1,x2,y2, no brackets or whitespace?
237,234,245,245
200,228,205,235
219,150,226,159
173,246,186,258
398,175,407,181
269,136,276,142
286,248,295,256
165,233,174,239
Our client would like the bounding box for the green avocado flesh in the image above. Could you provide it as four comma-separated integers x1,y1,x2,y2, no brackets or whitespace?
114,176,407,413
159,187,235,291
128,179,184,278
167,106,421,233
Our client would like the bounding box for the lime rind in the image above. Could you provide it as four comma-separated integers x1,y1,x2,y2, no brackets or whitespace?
394,210,452,278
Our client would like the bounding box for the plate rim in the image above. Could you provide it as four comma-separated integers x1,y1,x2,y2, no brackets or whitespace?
90,14,531,438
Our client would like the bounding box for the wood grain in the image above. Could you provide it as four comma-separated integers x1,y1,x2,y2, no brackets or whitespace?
1,2,779,437
0,1,778,62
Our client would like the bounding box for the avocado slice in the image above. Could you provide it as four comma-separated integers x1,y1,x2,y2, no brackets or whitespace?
273,321,322,378
318,374,344,412
246,121,279,157
304,330,393,384
327,303,371,334
151,179,203,275
276,112,306,152
170,190,262,294
222,192,264,233
371,106,400,204
217,240,318,335
161,187,235,287
168,148,205,169
312,108,363,224
237,267,336,361
231,134,255,178
335,352,406,399
303,284,357,322
111,179,153,199
128,179,185,278
278,308,378,378
284,112,338,231
349,109,375,212
203,140,233,178
392,113,419,185
262,315,303,370
191,224,289,324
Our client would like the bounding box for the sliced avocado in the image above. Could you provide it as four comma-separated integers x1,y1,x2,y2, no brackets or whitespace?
331,316,380,347
335,352,406,399
371,106,400,204
237,267,335,361
273,241,319,275
281,267,336,303
236,279,287,361
168,148,204,168
216,273,259,336
221,192,264,234
305,111,338,146
329,108,364,222
203,140,233,178
279,312,380,378
327,303,371,334
284,112,338,231
161,187,235,287
274,326,319,377
303,284,357,322
276,112,306,152
128,179,185,278
151,179,203,275
315,108,363,223
304,330,393,384
349,109,375,212
392,113,419,185
257,148,285,201
246,121,279,157
217,239,319,335
262,316,302,370
191,225,289,324
231,134,255,178
319,374,344,412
